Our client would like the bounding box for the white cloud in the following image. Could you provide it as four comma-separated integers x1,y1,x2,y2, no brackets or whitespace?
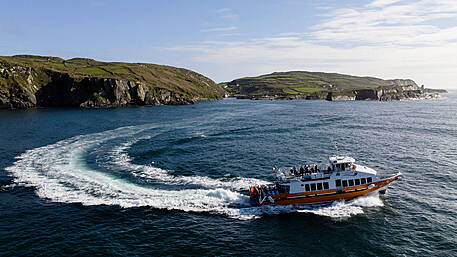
314,0,457,46
200,26,237,33
215,8,238,21
216,8,232,13
367,0,403,8
167,0,457,88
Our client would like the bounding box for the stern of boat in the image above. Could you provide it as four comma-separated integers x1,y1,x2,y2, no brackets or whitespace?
249,186,260,206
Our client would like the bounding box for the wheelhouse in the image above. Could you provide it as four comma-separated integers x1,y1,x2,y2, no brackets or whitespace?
329,156,355,172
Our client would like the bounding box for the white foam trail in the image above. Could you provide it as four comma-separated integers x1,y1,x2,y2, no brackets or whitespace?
296,194,383,218
4,125,265,219
107,138,268,191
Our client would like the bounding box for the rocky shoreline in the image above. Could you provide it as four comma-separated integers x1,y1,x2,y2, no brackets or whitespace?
234,87,443,101
230,83,446,102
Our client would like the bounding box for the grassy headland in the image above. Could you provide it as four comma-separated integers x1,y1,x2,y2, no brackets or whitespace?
223,71,423,100
0,55,225,108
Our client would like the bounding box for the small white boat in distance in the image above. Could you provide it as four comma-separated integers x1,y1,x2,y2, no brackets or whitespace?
249,156,401,206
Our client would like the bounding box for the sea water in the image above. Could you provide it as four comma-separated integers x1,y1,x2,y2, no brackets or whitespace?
1,93,456,256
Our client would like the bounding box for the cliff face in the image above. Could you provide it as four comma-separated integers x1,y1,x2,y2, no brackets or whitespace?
0,55,224,109
327,87,426,101
325,79,440,101
35,75,197,108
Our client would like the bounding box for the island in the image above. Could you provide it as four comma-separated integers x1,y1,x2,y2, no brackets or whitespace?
0,55,225,109
222,71,446,101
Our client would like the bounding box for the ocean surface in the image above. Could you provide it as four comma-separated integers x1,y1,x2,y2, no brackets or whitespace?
1,93,456,256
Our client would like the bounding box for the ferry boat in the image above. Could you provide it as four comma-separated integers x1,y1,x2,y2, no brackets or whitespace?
249,156,401,206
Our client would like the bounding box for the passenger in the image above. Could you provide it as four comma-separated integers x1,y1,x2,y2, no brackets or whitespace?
299,166,304,176
305,165,310,174
263,186,269,196
311,166,315,173
315,164,319,172
275,182,282,193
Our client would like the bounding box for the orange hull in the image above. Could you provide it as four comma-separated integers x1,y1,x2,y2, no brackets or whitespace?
259,174,400,206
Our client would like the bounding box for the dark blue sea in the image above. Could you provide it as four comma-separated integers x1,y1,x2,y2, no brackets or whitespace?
1,93,456,256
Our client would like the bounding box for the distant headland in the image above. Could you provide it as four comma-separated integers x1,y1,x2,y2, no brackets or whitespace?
0,55,447,109
222,71,447,101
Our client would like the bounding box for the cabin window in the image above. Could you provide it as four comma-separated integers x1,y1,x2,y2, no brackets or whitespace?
305,184,310,192
336,180,341,187
317,183,323,190
348,180,354,186
342,180,348,187
342,164,345,171
367,177,372,183
323,182,329,190
355,179,360,185
311,184,317,191
361,178,366,184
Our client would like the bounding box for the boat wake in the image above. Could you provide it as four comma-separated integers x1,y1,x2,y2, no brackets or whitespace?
296,194,384,218
5,124,384,220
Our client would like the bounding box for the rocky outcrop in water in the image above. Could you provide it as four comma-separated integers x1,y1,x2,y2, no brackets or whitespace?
325,81,440,101
325,92,356,101
326,88,427,101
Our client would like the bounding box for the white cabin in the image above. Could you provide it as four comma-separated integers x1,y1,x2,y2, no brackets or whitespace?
329,156,355,172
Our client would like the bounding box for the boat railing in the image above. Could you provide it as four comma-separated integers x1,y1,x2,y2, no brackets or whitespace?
300,172,331,181
276,168,331,182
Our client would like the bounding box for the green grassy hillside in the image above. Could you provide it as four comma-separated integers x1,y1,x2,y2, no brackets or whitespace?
224,71,418,98
0,55,225,108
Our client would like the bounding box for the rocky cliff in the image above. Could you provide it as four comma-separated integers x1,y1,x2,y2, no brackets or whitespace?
326,86,427,101
0,55,225,109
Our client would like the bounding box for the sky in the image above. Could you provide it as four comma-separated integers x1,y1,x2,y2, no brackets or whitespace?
2,0,457,89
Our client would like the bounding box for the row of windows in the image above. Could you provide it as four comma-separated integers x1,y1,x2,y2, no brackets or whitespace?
302,182,329,192
300,177,373,192
335,177,372,188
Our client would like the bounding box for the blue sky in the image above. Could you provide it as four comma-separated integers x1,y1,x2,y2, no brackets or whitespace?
2,0,457,88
